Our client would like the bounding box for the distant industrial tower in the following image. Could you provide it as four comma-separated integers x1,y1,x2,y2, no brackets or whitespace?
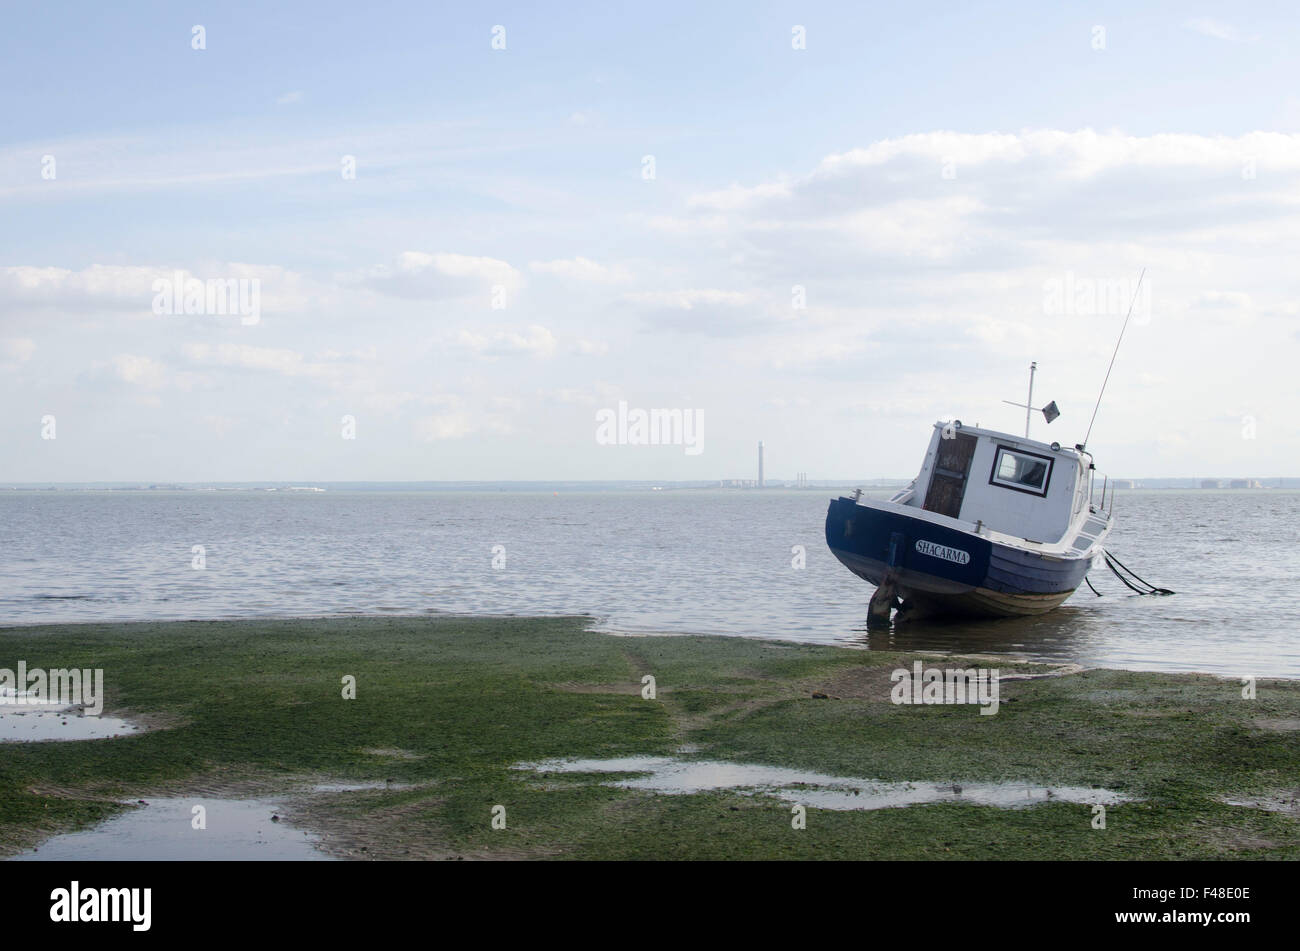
758,441,764,488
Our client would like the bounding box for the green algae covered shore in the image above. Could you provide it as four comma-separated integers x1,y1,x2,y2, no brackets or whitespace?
1,616,1297,860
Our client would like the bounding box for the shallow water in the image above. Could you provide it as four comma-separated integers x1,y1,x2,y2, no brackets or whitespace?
0,688,140,742
9,797,332,861
517,756,1133,812
1219,795,1300,815
0,488,1295,677
0,710,140,742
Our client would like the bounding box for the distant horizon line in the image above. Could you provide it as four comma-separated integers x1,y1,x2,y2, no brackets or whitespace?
2,478,1296,489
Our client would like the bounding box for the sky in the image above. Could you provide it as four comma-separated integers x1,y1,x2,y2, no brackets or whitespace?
2,1,1298,482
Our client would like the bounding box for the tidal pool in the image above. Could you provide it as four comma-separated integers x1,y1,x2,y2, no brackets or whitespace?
517,756,1134,812
0,689,140,743
10,797,332,861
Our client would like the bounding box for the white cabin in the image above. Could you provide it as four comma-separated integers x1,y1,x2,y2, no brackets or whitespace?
892,423,1094,545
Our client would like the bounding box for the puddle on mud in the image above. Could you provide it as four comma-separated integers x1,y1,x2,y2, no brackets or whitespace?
7,781,409,861
0,689,140,743
309,780,411,793
10,797,333,861
517,756,1134,812
1220,795,1300,815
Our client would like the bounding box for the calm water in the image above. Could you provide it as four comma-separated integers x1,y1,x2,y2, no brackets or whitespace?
0,489,1296,678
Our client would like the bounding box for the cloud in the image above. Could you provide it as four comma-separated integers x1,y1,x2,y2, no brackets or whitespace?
414,413,478,440
110,354,168,388
1183,18,1260,43
454,324,557,358
624,288,773,336
0,265,158,311
661,130,1300,285
625,289,752,310
182,343,339,379
528,257,629,282
88,353,208,391
413,397,515,440
274,91,304,105
0,263,319,317
364,252,520,301
1,337,36,367
5,127,1298,481
686,181,793,212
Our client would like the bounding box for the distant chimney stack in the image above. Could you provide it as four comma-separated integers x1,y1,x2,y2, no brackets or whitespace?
758,441,764,488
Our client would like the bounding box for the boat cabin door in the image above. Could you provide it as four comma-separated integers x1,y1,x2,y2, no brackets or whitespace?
922,432,977,519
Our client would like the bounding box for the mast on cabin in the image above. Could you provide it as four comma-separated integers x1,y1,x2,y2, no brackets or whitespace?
1003,361,1058,439
1025,362,1036,438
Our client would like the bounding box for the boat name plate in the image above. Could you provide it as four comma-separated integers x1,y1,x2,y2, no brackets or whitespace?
915,539,971,565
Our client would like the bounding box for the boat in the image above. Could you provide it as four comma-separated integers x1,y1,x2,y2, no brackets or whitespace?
825,365,1115,623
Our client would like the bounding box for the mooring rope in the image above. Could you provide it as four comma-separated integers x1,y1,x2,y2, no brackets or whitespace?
1101,549,1175,596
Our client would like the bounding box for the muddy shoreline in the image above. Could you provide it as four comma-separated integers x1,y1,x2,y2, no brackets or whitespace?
1,616,1297,860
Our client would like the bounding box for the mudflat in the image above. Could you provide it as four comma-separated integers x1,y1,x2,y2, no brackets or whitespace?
1,616,1297,860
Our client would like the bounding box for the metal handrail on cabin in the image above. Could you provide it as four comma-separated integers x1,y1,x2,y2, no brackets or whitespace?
888,480,917,505
1088,471,1115,517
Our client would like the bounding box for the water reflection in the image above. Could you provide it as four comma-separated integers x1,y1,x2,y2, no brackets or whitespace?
851,604,1101,660
518,756,1135,812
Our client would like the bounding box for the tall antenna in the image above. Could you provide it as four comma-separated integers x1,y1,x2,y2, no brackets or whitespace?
1082,268,1146,450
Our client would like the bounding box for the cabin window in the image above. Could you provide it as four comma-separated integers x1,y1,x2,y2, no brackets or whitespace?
989,446,1053,497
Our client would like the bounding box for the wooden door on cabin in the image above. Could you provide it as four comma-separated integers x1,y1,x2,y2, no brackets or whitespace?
922,433,977,519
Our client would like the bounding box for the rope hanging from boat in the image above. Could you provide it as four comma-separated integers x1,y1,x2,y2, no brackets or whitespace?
1101,549,1174,596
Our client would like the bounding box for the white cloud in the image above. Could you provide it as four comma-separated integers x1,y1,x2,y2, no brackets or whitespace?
365,251,520,301
182,343,339,379
687,181,792,212
413,398,515,441
94,353,207,391
0,264,158,311
1184,18,1260,43
625,288,752,310
454,324,557,359
0,263,319,317
110,354,168,387
656,130,1300,294
5,128,1299,480
623,288,768,336
275,91,304,105
1,337,36,367
414,413,478,440
528,257,629,282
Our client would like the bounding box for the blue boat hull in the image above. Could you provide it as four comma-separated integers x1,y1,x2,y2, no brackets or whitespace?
825,497,1091,618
